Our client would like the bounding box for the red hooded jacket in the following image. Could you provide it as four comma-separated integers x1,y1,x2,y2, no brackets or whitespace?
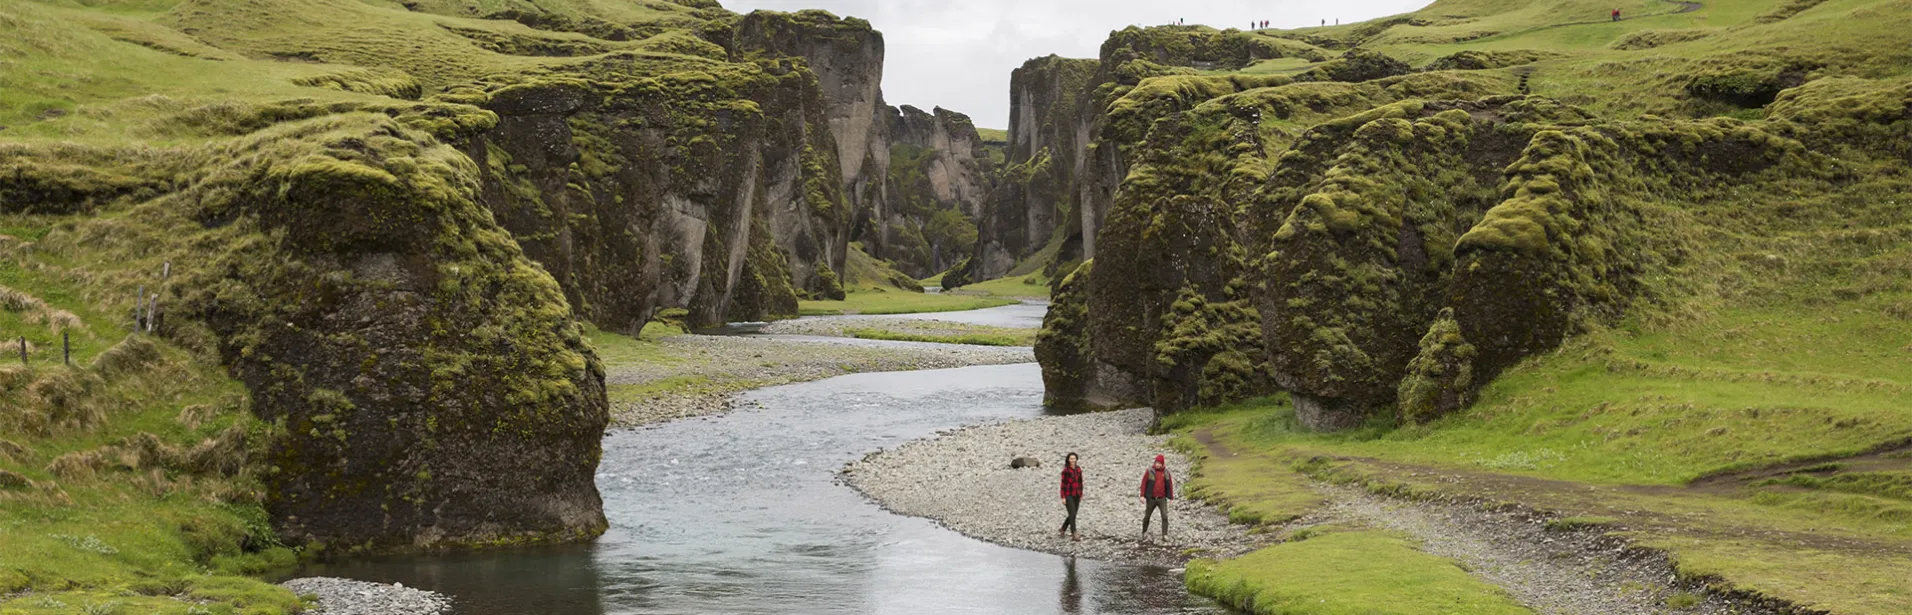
1140,467,1173,499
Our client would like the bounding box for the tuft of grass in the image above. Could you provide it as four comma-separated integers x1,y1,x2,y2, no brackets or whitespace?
1186,530,1534,615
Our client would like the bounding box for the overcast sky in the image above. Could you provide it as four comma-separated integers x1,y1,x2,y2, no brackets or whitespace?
720,0,1431,129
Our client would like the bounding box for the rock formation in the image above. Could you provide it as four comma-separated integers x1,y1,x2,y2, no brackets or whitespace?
0,0,994,555
1028,24,1854,432
877,105,995,277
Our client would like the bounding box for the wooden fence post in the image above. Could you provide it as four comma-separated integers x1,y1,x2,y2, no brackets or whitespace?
63,330,70,366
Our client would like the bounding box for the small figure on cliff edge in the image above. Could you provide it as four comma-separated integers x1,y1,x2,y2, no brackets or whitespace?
1058,452,1083,541
1612,8,1622,20
1139,454,1173,539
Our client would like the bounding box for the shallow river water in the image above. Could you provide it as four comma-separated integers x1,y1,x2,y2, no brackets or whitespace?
301,362,1226,615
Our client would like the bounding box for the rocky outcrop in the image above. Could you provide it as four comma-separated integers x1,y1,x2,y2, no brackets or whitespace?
877,105,994,277
1037,56,1831,429
732,9,888,292
962,55,1099,283
467,12,881,331
5,111,613,552
961,27,1354,288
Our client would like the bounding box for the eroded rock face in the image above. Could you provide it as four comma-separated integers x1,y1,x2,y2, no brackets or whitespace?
965,27,1358,288
470,40,853,329
959,56,1099,284
734,9,887,296
877,105,994,277
170,117,610,552
1031,26,1833,429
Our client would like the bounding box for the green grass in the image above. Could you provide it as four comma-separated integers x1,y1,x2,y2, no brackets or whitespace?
841,327,1035,347
948,274,1052,300
1167,302,1912,487
581,321,685,367
0,263,305,613
974,127,1008,143
1186,530,1534,615
798,291,1015,316
1162,294,1912,613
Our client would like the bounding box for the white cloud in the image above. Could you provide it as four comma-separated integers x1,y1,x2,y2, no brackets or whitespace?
720,0,1431,128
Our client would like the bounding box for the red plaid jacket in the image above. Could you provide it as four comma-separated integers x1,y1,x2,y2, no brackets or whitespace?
1060,466,1084,498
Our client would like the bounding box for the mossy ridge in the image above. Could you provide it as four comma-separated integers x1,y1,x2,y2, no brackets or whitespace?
876,105,990,279
1034,259,1094,409
458,46,853,327
1257,106,1513,426
10,113,611,555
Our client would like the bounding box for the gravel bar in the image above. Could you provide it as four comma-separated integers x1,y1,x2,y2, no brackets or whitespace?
843,408,1270,565
280,577,450,615
607,334,1033,426
759,315,1030,339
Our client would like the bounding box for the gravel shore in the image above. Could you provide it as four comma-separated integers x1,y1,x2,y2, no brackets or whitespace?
607,334,1033,426
281,578,449,615
842,408,1270,565
760,315,1032,340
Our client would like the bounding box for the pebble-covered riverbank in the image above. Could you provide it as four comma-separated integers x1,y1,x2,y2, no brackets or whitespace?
280,578,450,615
842,408,1269,565
759,315,1033,342
606,334,1034,426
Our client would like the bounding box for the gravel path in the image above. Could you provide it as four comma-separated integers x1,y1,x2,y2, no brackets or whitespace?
281,578,449,615
607,334,1033,426
1314,485,1776,615
843,408,1270,565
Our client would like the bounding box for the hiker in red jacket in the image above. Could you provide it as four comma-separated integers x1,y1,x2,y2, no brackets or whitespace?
1139,454,1173,538
1058,452,1084,541
1611,8,1622,20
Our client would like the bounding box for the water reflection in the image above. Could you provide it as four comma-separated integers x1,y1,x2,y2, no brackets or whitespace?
1061,558,1083,615
300,364,1223,615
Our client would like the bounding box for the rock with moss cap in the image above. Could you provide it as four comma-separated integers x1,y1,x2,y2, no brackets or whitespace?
876,105,994,277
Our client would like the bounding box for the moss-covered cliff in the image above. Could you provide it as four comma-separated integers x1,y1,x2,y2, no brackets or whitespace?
0,0,955,599
877,105,992,278
1029,2,1912,434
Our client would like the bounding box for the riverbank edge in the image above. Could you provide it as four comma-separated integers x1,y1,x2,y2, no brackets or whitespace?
279,577,450,615
606,334,1036,427
840,408,1272,567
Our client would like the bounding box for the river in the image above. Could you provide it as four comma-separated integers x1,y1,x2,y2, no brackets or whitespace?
300,352,1226,614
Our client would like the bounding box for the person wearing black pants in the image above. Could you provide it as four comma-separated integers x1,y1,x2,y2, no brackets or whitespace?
1058,453,1083,541
1140,454,1173,539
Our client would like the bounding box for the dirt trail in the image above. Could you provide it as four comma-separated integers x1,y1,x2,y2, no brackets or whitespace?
1190,429,1789,615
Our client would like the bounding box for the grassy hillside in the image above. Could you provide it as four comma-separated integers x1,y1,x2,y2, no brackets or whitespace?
1017,0,1912,612
1,215,304,613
